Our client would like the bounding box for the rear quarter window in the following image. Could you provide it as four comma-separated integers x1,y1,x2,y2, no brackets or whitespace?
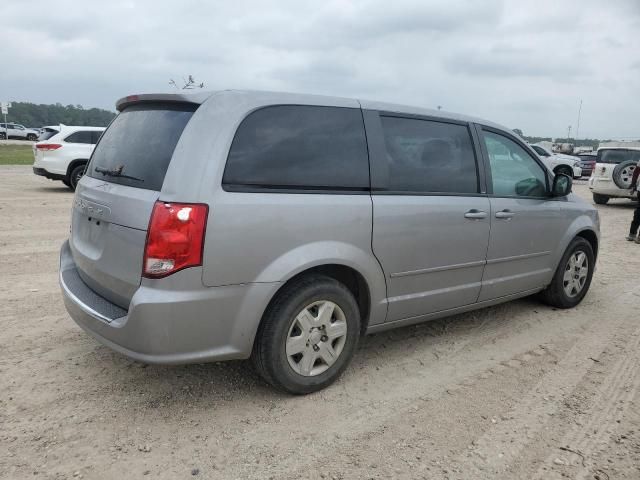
223,105,370,191
87,103,197,191
64,131,94,144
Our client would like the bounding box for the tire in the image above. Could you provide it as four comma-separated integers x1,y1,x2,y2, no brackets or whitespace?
554,166,573,178
0,132,5,140
613,160,636,189
540,237,595,309
68,164,86,191
252,274,360,394
592,193,609,205
62,179,72,188
27,134,37,141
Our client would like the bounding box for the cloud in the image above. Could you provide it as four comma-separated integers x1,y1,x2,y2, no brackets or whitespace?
1,0,639,138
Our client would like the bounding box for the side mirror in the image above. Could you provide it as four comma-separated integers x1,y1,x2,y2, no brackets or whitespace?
552,173,572,197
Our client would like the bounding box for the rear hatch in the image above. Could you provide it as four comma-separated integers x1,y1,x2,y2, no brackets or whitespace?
593,149,640,184
69,102,198,309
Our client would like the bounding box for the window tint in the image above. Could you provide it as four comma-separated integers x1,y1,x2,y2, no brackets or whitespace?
91,130,102,144
223,105,369,190
596,149,640,164
87,103,197,191
65,130,93,144
380,116,478,193
482,131,547,197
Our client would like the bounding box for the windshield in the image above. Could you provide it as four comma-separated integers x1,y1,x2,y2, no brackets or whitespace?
597,149,640,164
87,103,197,191
531,145,549,156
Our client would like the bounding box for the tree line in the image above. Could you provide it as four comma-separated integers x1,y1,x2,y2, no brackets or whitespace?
3,102,116,128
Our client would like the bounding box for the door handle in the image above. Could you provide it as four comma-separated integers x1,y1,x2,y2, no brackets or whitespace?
495,209,515,219
464,209,488,220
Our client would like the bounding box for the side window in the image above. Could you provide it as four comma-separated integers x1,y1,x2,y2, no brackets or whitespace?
91,131,102,144
482,131,547,197
223,105,369,190
65,131,93,144
380,116,478,193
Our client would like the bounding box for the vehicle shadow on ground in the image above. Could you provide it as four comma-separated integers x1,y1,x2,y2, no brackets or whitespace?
78,296,547,406
31,185,73,194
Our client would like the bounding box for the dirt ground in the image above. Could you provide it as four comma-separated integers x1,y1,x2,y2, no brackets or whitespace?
1,165,639,480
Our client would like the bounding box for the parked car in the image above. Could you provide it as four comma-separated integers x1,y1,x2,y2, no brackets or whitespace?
577,152,597,177
588,144,640,204
530,144,582,178
0,123,40,141
60,91,599,394
32,126,105,190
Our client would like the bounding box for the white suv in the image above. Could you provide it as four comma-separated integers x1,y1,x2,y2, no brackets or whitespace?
588,143,640,204
0,123,40,141
32,126,105,190
530,144,582,178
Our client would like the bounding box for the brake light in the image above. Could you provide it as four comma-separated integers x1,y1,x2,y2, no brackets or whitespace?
143,201,208,278
36,143,62,151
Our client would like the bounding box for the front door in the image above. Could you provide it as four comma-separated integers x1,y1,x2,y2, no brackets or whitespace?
477,128,566,301
367,112,491,322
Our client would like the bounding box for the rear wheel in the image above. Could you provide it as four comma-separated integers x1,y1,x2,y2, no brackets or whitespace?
252,274,360,394
540,237,594,309
27,133,37,141
0,132,5,140
68,164,86,191
592,193,609,205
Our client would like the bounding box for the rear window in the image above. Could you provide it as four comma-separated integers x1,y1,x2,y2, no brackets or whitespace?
597,149,640,164
223,105,369,191
39,128,59,141
87,103,197,191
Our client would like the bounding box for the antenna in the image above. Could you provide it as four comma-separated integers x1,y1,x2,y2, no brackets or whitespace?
575,99,583,140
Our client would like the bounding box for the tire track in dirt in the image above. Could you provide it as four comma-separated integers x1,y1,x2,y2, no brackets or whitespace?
530,325,640,479
447,302,633,478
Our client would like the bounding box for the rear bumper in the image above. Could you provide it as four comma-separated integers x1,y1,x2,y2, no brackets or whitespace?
588,177,634,198
59,240,280,364
33,167,66,181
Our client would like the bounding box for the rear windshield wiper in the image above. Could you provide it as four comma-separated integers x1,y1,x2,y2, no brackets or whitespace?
94,166,144,183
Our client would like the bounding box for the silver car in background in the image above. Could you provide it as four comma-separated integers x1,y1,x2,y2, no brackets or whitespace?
60,90,599,394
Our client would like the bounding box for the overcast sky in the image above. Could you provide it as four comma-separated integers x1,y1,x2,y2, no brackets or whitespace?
2,0,639,139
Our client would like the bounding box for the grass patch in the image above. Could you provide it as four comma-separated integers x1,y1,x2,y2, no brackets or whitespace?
0,145,34,165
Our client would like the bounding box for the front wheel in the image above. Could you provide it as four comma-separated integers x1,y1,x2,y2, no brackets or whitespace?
0,132,6,140
252,274,360,394
592,193,609,205
540,237,595,309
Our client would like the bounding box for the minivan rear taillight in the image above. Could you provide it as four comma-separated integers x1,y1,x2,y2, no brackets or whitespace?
36,143,62,151
143,201,208,278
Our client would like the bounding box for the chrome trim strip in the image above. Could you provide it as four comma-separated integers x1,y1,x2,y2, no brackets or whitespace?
486,251,551,265
390,260,486,278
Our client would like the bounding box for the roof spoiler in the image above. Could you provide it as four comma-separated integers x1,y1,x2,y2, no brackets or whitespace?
115,92,214,112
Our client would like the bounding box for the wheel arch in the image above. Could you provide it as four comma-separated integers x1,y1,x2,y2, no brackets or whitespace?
259,263,374,339
65,159,89,180
576,229,599,260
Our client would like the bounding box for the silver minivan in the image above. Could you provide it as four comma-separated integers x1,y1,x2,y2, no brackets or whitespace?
60,90,599,394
